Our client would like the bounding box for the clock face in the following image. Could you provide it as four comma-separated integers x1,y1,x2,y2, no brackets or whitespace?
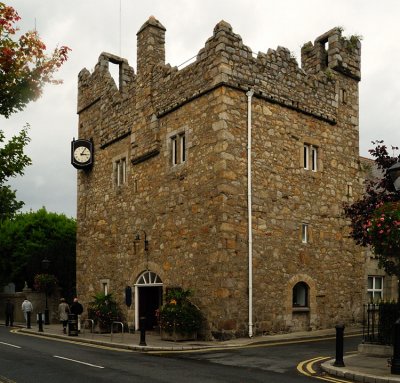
74,146,91,163
71,138,93,169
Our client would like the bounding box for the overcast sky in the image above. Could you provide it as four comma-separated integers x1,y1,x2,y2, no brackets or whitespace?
2,0,399,218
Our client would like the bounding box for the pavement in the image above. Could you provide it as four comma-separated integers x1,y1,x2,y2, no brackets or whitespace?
4,322,400,382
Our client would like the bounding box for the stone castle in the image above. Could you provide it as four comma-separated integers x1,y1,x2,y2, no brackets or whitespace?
76,17,364,338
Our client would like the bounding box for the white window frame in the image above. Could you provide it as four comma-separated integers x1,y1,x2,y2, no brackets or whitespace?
171,132,186,166
303,144,309,170
100,279,110,295
301,223,308,243
367,276,383,302
311,146,318,172
180,134,186,163
115,158,126,186
304,144,318,172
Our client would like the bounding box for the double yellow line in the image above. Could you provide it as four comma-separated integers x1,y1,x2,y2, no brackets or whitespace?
297,357,352,383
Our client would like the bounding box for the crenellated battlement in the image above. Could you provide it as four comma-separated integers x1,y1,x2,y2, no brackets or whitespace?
301,27,361,81
77,18,361,147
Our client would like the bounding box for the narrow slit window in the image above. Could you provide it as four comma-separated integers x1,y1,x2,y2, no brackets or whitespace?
171,136,178,165
340,88,347,104
303,145,309,170
180,134,186,163
303,144,318,172
116,158,126,186
301,224,308,244
311,146,318,172
171,132,186,166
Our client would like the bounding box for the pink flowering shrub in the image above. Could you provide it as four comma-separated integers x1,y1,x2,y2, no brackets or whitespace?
366,201,400,255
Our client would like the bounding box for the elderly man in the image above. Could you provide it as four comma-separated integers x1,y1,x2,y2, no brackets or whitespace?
21,297,33,328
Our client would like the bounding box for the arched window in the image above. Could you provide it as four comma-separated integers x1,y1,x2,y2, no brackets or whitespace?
293,282,309,307
136,271,162,285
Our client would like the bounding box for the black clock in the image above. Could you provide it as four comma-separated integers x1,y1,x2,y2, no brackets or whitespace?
71,139,93,169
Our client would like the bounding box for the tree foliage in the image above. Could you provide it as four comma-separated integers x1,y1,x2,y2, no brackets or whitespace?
0,2,70,117
366,201,400,277
0,208,76,299
344,141,400,277
0,126,31,220
0,2,70,220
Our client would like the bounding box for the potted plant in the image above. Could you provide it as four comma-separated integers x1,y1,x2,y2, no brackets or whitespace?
159,288,202,341
87,292,123,333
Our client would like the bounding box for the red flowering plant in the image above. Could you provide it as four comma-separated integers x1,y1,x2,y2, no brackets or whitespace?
366,201,400,257
87,293,123,332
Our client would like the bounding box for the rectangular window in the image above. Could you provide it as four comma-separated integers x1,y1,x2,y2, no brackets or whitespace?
171,136,178,165
301,224,308,243
180,134,186,163
171,132,186,166
303,144,318,172
116,158,126,186
340,88,347,104
100,279,110,295
347,183,353,197
311,146,318,171
303,144,309,170
367,276,383,302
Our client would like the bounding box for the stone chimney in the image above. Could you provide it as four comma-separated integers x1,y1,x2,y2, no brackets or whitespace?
136,16,166,77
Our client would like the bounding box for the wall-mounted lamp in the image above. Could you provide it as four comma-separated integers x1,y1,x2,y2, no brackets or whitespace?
135,230,149,252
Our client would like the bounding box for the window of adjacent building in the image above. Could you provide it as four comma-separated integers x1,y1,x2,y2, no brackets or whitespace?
301,223,309,243
368,276,383,302
171,132,186,166
115,158,126,186
293,282,309,307
304,144,318,171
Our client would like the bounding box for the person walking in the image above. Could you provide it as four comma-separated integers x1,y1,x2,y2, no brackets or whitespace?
58,298,70,334
70,297,84,332
21,298,33,329
5,299,14,327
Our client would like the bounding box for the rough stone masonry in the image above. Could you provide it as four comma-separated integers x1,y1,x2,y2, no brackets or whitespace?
75,16,363,339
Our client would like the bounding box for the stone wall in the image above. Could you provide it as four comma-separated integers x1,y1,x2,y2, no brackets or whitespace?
75,17,364,338
0,288,60,324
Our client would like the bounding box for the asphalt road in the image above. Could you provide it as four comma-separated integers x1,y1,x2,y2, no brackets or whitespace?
0,326,361,383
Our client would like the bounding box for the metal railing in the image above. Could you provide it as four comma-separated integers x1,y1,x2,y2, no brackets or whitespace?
362,303,400,346
363,303,380,343
111,321,124,342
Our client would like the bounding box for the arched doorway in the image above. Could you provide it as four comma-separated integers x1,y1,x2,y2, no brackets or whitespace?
134,271,163,330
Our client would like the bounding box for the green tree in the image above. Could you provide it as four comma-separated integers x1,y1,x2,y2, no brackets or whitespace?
0,2,70,219
0,126,31,220
0,208,76,300
344,141,400,295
